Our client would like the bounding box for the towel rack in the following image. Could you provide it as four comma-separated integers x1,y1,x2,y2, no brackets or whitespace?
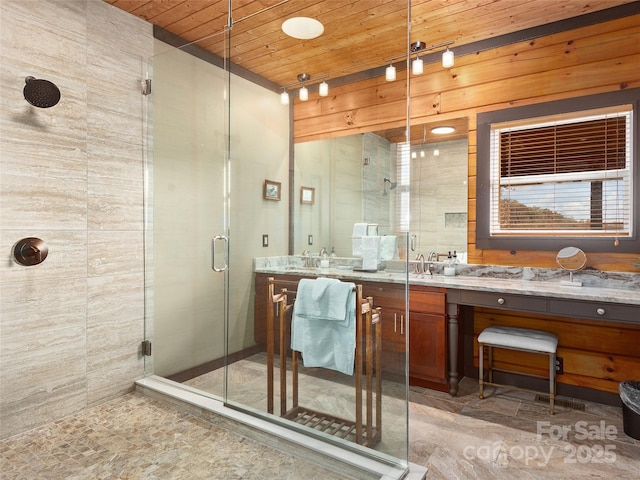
265,276,382,447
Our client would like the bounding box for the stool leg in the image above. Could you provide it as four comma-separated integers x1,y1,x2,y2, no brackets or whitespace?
549,353,556,415
488,346,493,383
479,343,484,399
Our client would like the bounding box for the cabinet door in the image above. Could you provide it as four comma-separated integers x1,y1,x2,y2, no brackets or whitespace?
409,312,446,382
379,307,407,378
362,282,407,380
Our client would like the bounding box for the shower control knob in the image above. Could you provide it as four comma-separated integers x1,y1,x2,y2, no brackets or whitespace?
14,237,48,266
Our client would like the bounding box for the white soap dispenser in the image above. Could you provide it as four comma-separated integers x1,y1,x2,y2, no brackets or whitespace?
320,249,330,269
444,251,456,276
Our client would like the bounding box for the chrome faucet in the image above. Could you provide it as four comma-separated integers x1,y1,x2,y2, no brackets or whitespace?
319,247,328,257
302,250,315,267
414,253,425,274
425,251,436,275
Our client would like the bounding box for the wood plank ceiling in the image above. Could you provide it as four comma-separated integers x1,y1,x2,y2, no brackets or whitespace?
105,0,637,142
105,0,635,88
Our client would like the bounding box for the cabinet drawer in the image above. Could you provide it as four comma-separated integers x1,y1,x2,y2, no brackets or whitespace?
365,283,405,310
409,289,445,314
549,299,640,323
380,309,407,343
458,290,547,313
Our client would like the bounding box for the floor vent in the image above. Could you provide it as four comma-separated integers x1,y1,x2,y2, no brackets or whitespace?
535,394,585,411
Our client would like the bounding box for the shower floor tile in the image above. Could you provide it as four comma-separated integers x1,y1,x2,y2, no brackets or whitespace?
0,392,355,480
2,360,639,480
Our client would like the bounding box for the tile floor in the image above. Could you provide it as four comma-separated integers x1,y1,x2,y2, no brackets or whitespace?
1,373,639,479
408,377,640,479
0,391,350,480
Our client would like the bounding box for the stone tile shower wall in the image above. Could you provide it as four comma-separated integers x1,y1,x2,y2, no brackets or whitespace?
0,0,153,438
362,132,392,232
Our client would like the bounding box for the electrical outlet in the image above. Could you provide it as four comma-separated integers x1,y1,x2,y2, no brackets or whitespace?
262,234,269,247
308,234,313,245
555,357,563,374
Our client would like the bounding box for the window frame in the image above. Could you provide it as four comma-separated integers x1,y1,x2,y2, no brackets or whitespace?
476,88,640,253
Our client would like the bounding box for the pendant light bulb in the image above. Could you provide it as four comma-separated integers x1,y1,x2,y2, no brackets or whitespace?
385,64,396,82
319,80,329,97
442,47,454,68
280,90,289,105
299,85,308,101
412,56,423,75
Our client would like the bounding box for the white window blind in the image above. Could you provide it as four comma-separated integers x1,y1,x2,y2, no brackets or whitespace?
395,142,411,232
489,107,633,237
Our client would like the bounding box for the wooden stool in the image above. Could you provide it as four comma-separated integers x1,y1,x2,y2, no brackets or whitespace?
478,326,558,414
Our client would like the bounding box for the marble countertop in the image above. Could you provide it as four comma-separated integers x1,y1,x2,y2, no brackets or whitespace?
254,256,640,306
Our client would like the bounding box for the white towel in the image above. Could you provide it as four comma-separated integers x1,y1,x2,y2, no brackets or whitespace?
291,278,356,375
361,235,380,270
380,235,397,260
352,223,367,256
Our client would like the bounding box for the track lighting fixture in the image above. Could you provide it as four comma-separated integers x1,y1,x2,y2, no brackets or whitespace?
318,80,329,97
299,85,308,101
385,64,396,82
412,56,423,75
384,40,454,81
281,73,328,103
442,47,454,68
280,89,290,105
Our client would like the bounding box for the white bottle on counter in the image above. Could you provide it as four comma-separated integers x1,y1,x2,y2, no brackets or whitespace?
320,250,330,269
444,251,456,276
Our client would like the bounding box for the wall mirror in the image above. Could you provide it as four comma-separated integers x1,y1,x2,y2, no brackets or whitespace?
293,118,469,261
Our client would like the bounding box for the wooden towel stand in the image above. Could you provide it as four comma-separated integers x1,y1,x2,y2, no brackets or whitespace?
265,276,382,447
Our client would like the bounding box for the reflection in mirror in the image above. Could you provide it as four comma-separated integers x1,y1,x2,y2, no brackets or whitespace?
556,246,587,286
293,119,469,261
294,132,400,257
408,137,468,262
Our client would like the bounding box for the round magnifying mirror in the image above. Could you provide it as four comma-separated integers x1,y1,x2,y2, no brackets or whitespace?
556,247,587,286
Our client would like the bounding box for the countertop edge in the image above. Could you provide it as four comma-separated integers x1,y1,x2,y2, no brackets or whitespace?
254,267,640,306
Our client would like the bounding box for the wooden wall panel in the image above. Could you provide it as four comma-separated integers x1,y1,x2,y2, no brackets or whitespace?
473,308,640,394
294,14,640,271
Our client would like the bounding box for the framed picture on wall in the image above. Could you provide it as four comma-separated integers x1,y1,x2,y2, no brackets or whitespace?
264,180,281,201
300,186,315,205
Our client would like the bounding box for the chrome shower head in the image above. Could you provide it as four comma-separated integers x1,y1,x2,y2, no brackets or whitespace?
23,76,61,108
384,178,397,190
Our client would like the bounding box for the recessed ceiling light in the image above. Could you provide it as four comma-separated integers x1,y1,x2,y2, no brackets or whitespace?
431,126,455,135
282,17,324,40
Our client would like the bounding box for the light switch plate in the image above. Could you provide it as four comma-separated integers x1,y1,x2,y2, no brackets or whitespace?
308,234,313,245
262,234,269,247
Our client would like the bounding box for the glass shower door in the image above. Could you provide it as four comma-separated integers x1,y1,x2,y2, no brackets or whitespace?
144,26,231,400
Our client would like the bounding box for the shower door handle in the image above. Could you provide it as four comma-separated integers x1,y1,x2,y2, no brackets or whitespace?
211,235,228,272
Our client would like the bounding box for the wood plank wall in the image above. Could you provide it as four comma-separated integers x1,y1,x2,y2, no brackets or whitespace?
293,14,640,398
293,13,640,272
473,308,640,395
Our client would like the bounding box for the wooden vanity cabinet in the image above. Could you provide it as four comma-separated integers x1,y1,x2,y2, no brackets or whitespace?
254,273,448,391
408,286,447,391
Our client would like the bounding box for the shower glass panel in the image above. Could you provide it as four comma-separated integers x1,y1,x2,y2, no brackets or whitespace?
223,1,410,466
145,0,410,473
